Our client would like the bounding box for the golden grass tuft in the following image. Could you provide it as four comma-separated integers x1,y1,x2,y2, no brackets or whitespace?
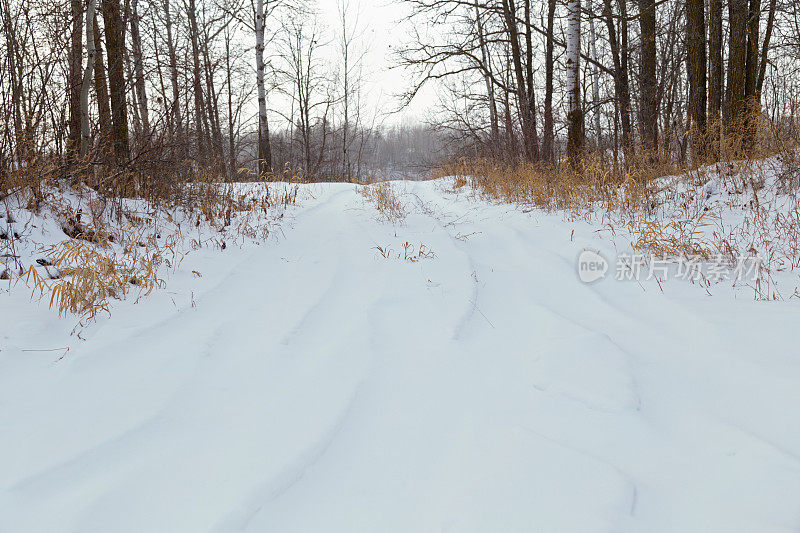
631,210,719,260
25,239,165,319
433,133,800,300
3,164,301,318
433,155,661,217
360,180,407,222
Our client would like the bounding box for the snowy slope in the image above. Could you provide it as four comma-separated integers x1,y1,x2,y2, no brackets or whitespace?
2,179,800,532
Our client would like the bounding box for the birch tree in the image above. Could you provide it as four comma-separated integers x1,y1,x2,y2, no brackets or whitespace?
566,0,583,165
255,0,272,176
79,0,98,156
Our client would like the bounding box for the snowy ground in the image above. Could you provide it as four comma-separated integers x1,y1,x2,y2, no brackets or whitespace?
2,179,800,532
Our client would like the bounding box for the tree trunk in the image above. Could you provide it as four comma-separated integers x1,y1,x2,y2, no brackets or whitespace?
102,0,130,161
708,0,723,157
708,0,723,127
338,0,352,179
744,0,760,100
255,0,273,175
68,0,83,163
618,0,633,155
225,28,236,179
126,47,142,138
542,0,556,163
743,0,760,147
638,0,658,154
92,12,111,141
163,0,184,142
501,0,535,161
475,1,499,150
604,0,633,158
755,0,777,99
687,0,707,158
566,0,583,166
130,0,150,139
151,13,171,136
80,0,97,157
588,0,603,148
524,0,540,161
725,0,747,132
187,0,208,163
342,26,349,180
503,46,517,157
201,30,224,168
4,1,27,163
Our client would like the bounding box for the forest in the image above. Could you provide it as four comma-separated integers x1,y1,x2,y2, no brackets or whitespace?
2,0,797,188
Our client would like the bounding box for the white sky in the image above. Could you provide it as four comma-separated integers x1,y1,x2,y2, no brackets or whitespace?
306,0,440,125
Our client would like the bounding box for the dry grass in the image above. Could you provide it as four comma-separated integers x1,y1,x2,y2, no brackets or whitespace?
631,210,719,260
375,241,435,262
25,238,165,319
360,180,407,222
2,158,301,319
436,155,660,218
434,127,800,300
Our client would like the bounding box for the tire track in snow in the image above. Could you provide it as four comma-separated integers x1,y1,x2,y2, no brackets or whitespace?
406,185,491,341
410,184,646,524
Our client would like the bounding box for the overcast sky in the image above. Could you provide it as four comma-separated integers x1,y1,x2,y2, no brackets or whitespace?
288,0,440,126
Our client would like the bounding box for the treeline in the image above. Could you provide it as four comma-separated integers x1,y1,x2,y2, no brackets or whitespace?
400,0,799,168
0,0,452,187
269,123,453,181
5,0,796,189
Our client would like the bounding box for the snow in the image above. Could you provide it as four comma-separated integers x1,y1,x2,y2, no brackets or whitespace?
2,178,800,532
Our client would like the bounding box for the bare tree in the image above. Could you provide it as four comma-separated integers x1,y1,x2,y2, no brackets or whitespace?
336,0,368,180
79,0,98,156
102,0,130,161
475,0,499,150
726,0,748,132
68,0,83,163
501,0,536,161
687,0,707,157
92,11,112,143
709,0,723,134
3,0,797,191
566,0,583,164
271,11,336,178
588,0,603,148
162,0,184,143
187,0,209,162
604,0,633,157
130,0,150,139
542,0,557,162
638,0,658,154
255,0,273,175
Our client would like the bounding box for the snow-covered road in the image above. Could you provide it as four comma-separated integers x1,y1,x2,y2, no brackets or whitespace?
2,180,800,532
